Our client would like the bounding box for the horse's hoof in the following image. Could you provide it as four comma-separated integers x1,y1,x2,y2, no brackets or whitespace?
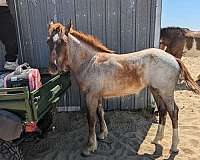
82,142,98,157
170,148,179,155
97,133,107,141
81,149,92,157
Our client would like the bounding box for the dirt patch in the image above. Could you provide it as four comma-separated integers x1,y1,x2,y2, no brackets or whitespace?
21,111,153,160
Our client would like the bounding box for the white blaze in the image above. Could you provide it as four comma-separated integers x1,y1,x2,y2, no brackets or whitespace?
53,34,59,42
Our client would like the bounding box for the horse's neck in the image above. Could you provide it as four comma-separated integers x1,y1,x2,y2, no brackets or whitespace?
68,34,97,73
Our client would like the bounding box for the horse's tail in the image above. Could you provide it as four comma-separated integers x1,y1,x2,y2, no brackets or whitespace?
176,58,200,94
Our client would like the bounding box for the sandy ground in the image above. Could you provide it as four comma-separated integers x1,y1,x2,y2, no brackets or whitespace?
21,55,200,160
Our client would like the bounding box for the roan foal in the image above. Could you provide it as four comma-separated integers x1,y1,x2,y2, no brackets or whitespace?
47,21,200,156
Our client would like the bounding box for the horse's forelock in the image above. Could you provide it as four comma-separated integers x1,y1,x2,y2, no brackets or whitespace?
48,23,65,37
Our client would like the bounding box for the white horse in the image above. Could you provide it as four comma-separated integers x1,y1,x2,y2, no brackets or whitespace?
47,21,200,156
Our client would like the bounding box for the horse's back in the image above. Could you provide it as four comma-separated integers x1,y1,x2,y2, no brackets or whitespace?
127,48,179,70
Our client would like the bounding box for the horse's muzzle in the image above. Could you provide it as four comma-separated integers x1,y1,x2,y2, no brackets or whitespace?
48,63,59,75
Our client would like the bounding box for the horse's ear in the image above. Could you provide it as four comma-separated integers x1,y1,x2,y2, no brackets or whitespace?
65,19,73,35
49,19,55,25
48,19,54,28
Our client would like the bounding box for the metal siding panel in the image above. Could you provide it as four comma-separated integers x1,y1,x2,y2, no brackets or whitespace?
0,43,6,70
135,0,149,50
74,0,91,33
38,0,50,68
90,0,106,43
120,0,136,110
135,0,149,109
154,0,162,48
21,0,39,67
104,0,121,110
16,0,33,66
150,0,156,48
61,0,76,25
9,0,24,64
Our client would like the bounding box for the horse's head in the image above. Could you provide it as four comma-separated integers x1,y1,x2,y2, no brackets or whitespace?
47,20,72,75
159,38,168,51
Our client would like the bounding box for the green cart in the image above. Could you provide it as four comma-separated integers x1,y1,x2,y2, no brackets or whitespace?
0,71,71,160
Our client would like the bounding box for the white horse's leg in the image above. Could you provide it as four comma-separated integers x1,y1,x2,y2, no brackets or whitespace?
162,96,179,153
150,87,167,144
82,93,98,156
150,88,167,144
152,124,165,144
152,106,167,144
97,101,108,140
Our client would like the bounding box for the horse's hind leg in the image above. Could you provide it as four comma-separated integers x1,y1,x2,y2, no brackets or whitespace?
97,98,108,140
152,106,167,144
150,87,167,144
161,95,179,153
82,93,98,156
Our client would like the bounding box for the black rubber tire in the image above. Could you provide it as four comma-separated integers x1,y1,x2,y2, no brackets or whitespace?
0,139,23,160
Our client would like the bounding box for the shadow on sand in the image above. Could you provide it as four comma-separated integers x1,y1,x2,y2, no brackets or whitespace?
137,143,178,160
20,111,178,160
176,80,200,92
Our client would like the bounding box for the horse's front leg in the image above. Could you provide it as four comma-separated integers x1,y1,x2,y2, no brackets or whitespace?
97,98,108,140
82,93,98,156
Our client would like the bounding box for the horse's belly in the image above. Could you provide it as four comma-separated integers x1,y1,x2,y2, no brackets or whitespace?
102,85,145,99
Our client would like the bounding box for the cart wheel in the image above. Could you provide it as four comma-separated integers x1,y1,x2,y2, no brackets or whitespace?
0,139,23,160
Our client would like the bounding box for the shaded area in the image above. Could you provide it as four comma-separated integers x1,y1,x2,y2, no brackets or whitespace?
20,111,157,160
175,82,190,91
196,80,200,86
176,80,200,92
137,143,178,160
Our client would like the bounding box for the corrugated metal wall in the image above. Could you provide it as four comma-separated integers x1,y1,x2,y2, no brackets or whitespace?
0,0,161,111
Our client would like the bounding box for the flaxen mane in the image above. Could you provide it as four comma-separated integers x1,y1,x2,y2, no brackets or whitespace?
69,29,114,53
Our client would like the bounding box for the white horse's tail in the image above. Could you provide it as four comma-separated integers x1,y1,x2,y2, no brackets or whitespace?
176,58,200,94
